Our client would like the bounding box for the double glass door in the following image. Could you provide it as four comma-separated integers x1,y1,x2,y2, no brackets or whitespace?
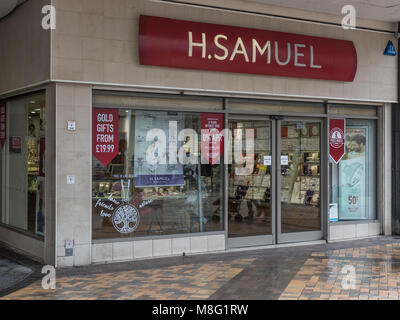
228,117,323,248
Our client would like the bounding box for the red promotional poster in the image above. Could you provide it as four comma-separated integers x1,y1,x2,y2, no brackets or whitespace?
93,108,119,166
201,113,224,165
0,102,6,148
329,118,346,164
139,15,357,82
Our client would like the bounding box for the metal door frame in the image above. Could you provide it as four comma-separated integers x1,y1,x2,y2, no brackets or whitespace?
227,115,276,248
276,117,324,244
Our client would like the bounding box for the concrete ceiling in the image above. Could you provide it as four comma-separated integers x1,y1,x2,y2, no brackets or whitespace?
0,0,26,20
247,0,400,22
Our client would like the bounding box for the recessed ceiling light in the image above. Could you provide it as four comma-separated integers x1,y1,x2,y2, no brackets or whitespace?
29,101,36,104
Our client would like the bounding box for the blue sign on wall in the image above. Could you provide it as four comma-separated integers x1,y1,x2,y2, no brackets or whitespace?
384,40,397,56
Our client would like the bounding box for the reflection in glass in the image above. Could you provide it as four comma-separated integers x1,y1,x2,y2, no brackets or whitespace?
280,121,321,233
228,120,272,238
92,110,224,239
330,119,376,221
0,93,46,237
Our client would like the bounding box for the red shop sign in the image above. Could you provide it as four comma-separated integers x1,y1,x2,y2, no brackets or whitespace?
329,118,346,164
201,113,224,165
0,102,6,148
93,108,119,166
139,15,357,82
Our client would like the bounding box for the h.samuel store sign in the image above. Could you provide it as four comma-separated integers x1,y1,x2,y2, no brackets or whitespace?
139,15,357,82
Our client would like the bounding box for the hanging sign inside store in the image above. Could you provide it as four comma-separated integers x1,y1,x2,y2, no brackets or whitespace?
201,113,224,165
9,136,22,154
329,118,346,164
139,15,357,82
92,108,119,166
0,103,6,148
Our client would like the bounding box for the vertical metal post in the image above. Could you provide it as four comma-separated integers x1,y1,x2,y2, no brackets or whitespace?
392,22,400,235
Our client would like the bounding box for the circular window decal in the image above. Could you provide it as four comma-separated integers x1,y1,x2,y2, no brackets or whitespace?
112,204,140,234
329,128,344,149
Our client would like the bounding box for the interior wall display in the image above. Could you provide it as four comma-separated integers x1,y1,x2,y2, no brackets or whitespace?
9,136,22,153
338,127,367,219
139,15,357,81
92,108,119,166
329,118,346,164
0,102,6,147
201,113,224,165
134,110,184,187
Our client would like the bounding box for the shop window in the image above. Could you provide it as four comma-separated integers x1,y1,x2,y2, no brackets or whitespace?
92,109,224,240
330,119,376,221
0,93,46,236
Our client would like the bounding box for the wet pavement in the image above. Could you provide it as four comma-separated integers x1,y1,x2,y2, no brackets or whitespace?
0,258,31,292
2,237,400,300
0,246,41,297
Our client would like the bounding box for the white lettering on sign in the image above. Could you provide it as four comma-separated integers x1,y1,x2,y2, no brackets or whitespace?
95,113,116,153
187,32,323,69
214,34,229,60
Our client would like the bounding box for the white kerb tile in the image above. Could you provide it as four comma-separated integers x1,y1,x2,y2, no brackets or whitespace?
342,224,356,239
153,239,172,257
329,225,343,241
190,236,208,253
92,243,113,263
133,240,153,259
172,238,190,255
112,242,133,261
356,224,369,238
207,235,225,252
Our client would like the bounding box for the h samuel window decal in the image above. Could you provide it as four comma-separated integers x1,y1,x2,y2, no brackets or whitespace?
139,15,357,82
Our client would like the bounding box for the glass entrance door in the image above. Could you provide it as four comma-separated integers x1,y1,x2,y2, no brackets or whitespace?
227,119,274,247
277,120,322,243
227,118,323,248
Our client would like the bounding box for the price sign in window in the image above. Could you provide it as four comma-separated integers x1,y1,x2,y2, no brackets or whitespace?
92,109,119,166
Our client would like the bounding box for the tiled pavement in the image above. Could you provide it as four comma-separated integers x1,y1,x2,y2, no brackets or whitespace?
2,237,400,300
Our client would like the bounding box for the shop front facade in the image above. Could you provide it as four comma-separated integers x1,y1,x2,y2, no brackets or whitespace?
0,0,395,267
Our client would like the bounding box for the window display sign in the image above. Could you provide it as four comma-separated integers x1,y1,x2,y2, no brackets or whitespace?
139,15,357,82
0,103,5,147
329,203,338,222
338,127,367,219
329,118,346,164
92,108,119,166
201,113,224,165
9,136,22,154
134,111,184,187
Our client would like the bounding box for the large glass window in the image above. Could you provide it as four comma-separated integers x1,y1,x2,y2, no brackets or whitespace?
0,93,46,237
92,109,224,239
330,119,376,221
